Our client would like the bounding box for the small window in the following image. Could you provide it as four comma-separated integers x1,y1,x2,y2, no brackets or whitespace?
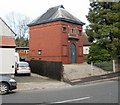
31,58,34,60
78,30,82,35
70,28,76,34
24,50,29,53
38,50,42,55
62,27,66,32
39,58,41,60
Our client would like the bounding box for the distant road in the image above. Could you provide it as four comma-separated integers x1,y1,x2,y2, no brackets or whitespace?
2,80,119,104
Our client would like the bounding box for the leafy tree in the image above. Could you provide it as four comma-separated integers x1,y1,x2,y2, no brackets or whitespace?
5,12,31,47
15,37,29,47
86,2,120,63
87,44,112,63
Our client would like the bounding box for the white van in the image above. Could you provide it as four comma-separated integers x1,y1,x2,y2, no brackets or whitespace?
15,52,20,63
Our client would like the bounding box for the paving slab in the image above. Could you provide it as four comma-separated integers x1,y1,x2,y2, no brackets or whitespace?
15,73,71,90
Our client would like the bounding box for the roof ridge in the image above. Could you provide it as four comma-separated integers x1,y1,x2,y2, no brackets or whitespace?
49,5,64,10
49,6,64,19
28,5,85,26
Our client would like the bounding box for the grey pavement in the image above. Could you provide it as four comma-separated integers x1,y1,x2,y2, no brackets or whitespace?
14,72,119,90
64,72,119,85
14,73,71,90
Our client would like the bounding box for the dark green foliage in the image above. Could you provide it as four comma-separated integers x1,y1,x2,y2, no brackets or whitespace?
94,61,113,71
15,37,29,47
86,2,120,63
87,44,112,63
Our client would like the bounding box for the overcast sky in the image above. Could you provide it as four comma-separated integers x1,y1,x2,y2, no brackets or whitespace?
0,0,90,30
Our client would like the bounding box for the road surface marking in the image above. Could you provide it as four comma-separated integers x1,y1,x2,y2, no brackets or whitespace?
52,96,90,103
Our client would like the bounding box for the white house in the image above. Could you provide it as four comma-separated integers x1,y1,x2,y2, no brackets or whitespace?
0,17,16,77
83,32,91,61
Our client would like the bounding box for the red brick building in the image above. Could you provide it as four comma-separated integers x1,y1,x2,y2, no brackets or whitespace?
28,5,85,64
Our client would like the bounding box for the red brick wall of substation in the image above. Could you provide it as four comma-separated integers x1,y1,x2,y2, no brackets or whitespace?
29,21,84,64
60,21,84,64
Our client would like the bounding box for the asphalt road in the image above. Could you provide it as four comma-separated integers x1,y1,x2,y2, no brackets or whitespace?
2,80,119,104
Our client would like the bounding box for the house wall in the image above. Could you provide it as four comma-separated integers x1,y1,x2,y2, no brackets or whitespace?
29,21,84,64
60,21,84,64
16,48,29,61
0,19,14,37
83,46,90,55
0,48,15,75
29,21,62,61
83,46,90,62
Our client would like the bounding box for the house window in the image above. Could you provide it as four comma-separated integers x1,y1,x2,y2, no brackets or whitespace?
62,27,67,32
24,50,29,54
70,28,76,34
20,50,24,52
78,30,82,35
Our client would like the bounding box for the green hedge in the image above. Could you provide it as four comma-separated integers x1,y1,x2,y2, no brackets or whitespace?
94,61,113,71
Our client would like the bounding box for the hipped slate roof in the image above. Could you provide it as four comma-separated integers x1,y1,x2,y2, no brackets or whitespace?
83,32,91,46
28,5,85,26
